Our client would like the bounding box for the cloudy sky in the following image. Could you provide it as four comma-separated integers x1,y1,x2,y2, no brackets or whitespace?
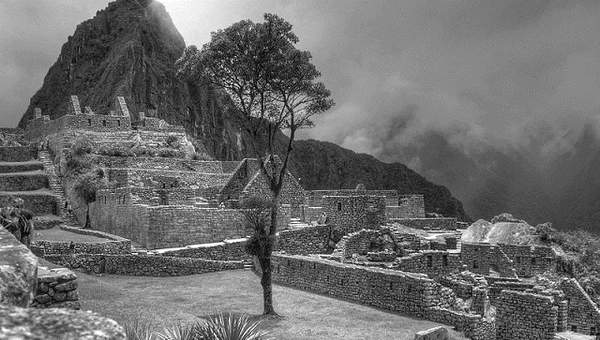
2,0,600,169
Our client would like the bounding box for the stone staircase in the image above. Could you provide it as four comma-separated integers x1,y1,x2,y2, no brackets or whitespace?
38,150,79,226
0,146,66,229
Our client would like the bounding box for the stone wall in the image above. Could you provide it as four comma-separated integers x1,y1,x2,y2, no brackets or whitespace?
333,229,382,259
156,224,332,260
389,218,457,230
0,171,48,191
306,189,400,207
239,168,306,206
560,278,600,335
276,224,332,255
156,239,250,261
462,242,555,278
106,168,231,190
32,267,79,309
25,113,132,141
44,253,244,276
397,194,426,218
499,244,556,277
91,194,291,249
31,226,131,257
95,155,237,173
323,195,386,234
396,250,463,278
496,290,558,340
271,253,454,318
426,307,495,340
0,145,37,162
0,192,59,216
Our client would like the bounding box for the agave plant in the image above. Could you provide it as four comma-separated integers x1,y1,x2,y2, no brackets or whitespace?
196,313,272,340
154,322,200,340
123,318,155,340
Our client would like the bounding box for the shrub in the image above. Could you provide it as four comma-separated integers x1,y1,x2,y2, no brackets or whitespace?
166,135,180,148
72,136,96,156
196,313,271,340
122,318,155,340
155,322,200,340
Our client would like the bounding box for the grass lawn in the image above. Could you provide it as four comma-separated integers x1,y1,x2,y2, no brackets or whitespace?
34,227,110,243
77,269,467,340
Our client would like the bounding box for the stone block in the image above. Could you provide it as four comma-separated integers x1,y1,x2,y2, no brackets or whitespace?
55,280,77,292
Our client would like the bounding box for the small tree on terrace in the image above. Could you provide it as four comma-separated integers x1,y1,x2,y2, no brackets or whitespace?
73,168,105,229
176,13,334,315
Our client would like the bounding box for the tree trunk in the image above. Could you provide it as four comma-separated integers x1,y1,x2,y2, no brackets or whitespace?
259,256,275,315
84,205,90,229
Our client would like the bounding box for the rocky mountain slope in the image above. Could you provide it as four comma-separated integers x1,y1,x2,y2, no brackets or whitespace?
18,0,468,220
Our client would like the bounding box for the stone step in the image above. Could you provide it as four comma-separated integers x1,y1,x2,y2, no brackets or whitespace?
0,171,49,191
33,214,65,230
0,190,59,215
0,160,44,173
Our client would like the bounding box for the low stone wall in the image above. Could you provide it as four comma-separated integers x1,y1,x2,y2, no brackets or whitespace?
32,267,79,309
156,239,250,261
276,224,331,255
333,229,381,258
0,145,37,162
496,290,558,340
156,224,332,260
489,281,534,303
0,192,58,215
0,171,48,191
271,253,454,318
43,253,244,276
389,218,457,230
426,307,495,340
31,226,131,256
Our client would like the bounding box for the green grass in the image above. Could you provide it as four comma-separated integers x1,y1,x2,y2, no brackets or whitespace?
34,228,110,243
77,270,467,340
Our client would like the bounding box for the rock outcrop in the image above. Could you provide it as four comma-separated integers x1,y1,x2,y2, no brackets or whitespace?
18,0,469,221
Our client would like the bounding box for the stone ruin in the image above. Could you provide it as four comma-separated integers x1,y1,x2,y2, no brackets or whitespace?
0,94,597,339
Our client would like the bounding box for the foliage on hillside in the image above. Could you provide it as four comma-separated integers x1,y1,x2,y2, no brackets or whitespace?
537,225,600,302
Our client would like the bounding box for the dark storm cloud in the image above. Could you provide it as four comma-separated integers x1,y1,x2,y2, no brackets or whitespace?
2,0,600,166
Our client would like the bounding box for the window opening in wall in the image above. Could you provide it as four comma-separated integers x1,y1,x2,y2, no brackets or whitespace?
427,255,433,268
102,120,106,127
117,120,120,127
389,282,393,290
88,119,92,126
571,325,577,332
442,254,448,266
516,256,521,264
473,261,479,269
337,202,342,211
531,257,536,265
313,263,316,269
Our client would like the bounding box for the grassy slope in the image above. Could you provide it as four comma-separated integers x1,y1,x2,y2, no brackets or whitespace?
77,270,467,340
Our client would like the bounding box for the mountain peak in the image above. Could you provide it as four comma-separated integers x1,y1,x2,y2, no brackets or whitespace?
18,0,184,127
